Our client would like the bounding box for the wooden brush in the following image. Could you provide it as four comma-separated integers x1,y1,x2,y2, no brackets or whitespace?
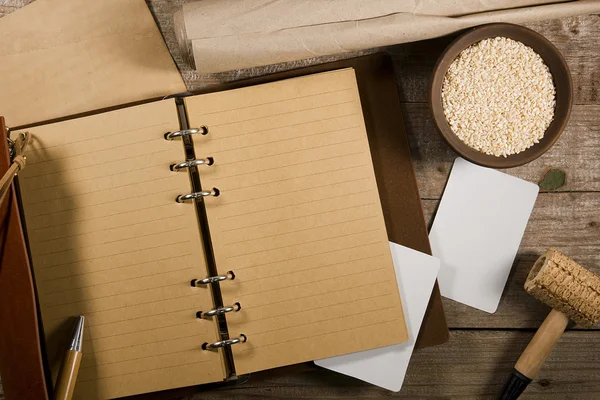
500,249,600,399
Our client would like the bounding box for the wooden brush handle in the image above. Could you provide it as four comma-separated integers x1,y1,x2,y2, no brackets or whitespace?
515,309,569,379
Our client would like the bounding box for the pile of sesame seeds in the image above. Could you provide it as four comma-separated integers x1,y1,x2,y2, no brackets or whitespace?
442,37,556,158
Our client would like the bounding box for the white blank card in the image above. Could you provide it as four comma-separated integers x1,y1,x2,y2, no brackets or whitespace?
315,242,440,392
430,158,538,313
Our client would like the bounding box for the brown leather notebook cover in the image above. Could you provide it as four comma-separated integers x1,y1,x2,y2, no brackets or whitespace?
0,53,447,400
0,117,50,400
191,54,450,349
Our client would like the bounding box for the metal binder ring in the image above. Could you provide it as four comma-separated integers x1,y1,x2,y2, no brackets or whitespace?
164,126,208,140
197,303,241,319
191,271,235,286
202,334,247,350
176,188,219,203
170,157,214,171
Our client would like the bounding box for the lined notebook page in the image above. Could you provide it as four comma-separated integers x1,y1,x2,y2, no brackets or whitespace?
185,68,408,374
17,100,224,399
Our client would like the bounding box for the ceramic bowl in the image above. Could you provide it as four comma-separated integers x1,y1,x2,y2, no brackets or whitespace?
430,23,572,168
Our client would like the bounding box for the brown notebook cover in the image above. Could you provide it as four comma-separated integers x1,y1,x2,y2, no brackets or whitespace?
0,117,50,400
0,53,447,400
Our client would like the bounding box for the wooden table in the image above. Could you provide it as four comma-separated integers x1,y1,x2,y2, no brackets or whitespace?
1,2,599,399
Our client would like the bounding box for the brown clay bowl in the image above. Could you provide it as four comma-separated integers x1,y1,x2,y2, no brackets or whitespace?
430,23,572,168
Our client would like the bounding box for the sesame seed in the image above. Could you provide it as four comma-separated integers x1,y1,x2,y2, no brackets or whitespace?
441,37,556,158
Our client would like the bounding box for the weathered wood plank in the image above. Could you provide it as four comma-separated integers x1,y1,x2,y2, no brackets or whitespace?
422,192,600,329
2,331,598,399
405,104,600,198
389,15,600,105
176,331,600,399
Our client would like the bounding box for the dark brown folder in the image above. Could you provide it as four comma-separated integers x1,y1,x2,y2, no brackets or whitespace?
0,53,447,400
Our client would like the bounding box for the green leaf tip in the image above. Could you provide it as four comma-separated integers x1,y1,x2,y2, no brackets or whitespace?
539,168,566,190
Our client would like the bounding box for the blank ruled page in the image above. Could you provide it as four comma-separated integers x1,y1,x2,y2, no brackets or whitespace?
185,69,407,374
17,100,224,399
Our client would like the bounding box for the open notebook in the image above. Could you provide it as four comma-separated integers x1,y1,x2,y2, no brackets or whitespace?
16,69,407,399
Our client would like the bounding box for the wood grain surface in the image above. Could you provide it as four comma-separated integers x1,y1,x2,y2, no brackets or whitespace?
1,1,599,399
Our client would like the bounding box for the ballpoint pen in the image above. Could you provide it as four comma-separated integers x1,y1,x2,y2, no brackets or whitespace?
54,316,84,400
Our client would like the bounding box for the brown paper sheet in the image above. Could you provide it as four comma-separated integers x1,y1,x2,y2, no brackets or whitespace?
0,0,187,128
15,100,224,399
174,0,600,73
187,53,450,349
185,68,408,374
